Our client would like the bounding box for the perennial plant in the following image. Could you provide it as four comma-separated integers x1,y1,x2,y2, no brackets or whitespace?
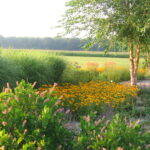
39,81,139,117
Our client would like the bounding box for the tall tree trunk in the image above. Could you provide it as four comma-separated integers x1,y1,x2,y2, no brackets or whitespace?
129,39,136,85
129,40,140,86
134,42,140,74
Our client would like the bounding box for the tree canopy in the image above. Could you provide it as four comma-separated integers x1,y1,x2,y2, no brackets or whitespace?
62,0,149,48
62,0,150,85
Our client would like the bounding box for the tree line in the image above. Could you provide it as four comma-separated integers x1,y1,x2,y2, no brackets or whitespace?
0,36,106,51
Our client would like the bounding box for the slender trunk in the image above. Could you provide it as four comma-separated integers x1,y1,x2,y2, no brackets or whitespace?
129,39,136,85
134,41,140,74
129,39,140,86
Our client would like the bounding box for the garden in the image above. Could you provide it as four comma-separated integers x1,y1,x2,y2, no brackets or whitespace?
0,49,150,149
0,0,149,148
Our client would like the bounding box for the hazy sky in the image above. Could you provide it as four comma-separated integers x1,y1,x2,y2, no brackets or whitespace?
0,0,67,37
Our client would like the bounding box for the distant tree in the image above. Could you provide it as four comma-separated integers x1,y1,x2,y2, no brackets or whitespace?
0,36,106,51
61,0,150,85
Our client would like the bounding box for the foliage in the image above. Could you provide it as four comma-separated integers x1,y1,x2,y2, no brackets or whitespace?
0,56,22,89
137,68,147,80
142,52,150,76
0,81,73,150
0,50,66,90
72,113,150,150
39,81,139,119
62,61,147,84
0,81,149,150
0,49,147,91
96,62,130,82
140,88,150,108
62,0,150,50
62,63,99,84
96,63,147,82
61,0,150,85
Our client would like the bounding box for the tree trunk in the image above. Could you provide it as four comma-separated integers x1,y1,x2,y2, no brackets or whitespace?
129,39,136,86
129,40,140,86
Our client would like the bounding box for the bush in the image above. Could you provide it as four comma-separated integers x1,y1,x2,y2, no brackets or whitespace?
0,81,72,149
0,50,66,89
72,113,150,150
0,57,22,90
13,55,66,87
44,57,66,83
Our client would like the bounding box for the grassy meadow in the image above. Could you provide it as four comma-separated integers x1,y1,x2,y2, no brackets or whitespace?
0,48,150,149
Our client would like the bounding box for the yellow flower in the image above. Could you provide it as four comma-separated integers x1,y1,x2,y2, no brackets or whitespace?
39,81,139,112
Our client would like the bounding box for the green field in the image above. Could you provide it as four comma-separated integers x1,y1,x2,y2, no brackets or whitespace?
61,56,145,67
62,56,130,66
3,49,144,67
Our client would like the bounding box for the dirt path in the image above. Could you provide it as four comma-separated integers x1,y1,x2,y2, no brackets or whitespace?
136,80,150,89
121,80,150,89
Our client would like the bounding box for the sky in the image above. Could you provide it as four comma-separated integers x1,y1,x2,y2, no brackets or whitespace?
0,0,67,37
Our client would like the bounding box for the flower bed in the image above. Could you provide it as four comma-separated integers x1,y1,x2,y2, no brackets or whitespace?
39,81,139,117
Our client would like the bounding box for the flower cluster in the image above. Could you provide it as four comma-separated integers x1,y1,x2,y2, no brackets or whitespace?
39,81,139,112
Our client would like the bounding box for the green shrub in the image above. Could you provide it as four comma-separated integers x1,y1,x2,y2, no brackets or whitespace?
0,50,66,89
12,55,66,87
72,113,150,150
44,57,66,83
0,80,72,149
0,57,22,90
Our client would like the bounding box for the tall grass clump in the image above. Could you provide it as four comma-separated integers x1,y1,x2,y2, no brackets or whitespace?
62,63,99,84
0,56,22,89
98,67,130,82
79,61,130,82
97,66,147,82
11,55,66,86
0,49,66,89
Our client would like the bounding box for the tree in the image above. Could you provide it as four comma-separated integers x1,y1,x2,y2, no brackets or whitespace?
61,0,150,85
